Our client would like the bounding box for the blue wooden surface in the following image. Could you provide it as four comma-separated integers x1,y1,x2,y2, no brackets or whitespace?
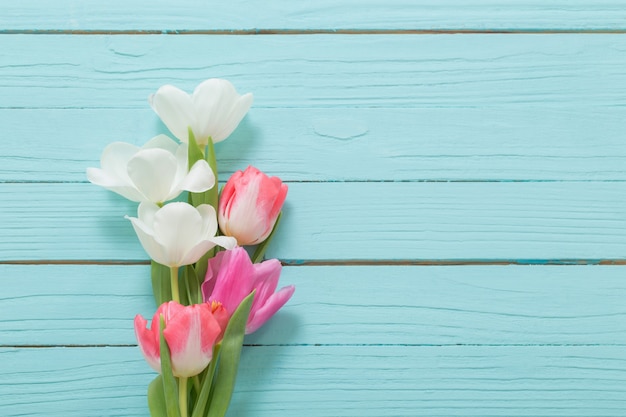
2,3,626,417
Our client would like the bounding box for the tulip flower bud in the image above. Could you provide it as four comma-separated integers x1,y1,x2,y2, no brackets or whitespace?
134,301,224,377
218,166,288,246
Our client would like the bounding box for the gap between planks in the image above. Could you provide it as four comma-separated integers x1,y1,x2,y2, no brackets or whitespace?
6,343,626,348
2,29,626,35
1,259,626,266
6,180,626,184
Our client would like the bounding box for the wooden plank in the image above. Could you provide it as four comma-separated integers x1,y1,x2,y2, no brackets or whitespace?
3,264,626,347
3,1,626,31
4,106,626,182
0,265,153,346
2,35,626,110
3,345,626,416
1,182,626,261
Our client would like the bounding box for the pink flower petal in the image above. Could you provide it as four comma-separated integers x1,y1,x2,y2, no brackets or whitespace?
134,314,161,373
246,285,295,334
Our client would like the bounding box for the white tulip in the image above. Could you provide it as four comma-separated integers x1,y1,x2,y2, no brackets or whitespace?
127,202,237,267
149,78,253,146
87,135,215,204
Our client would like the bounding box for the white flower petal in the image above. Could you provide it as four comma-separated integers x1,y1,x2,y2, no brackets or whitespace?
150,85,195,143
192,79,232,144
177,160,215,194
137,202,160,227
197,204,218,238
100,141,140,182
86,166,126,188
212,92,253,143
142,134,180,154
171,143,189,191
210,235,238,250
179,240,218,267
127,149,179,203
86,167,145,202
152,203,204,266
126,214,170,266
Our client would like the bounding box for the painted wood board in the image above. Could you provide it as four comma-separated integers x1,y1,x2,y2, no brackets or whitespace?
3,345,626,417
2,35,626,110
3,1,626,415
3,1,626,31
2,264,626,347
2,182,625,261
4,106,626,183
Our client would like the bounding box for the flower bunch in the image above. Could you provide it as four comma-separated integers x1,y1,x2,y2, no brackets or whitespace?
88,79,294,417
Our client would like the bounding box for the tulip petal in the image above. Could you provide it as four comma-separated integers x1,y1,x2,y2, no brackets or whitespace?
197,204,219,237
100,141,140,181
127,204,172,266
217,171,239,218
208,247,255,314
179,235,236,267
152,203,204,266
87,141,147,202
178,240,219,267
127,215,171,266
137,202,160,227
250,259,282,309
213,92,253,143
163,304,220,377
246,285,295,334
210,235,238,250
201,249,227,300
127,149,178,203
86,167,146,202
142,134,180,154
134,315,161,373
268,181,288,222
223,178,265,245
150,85,195,143
178,159,215,194
192,79,231,143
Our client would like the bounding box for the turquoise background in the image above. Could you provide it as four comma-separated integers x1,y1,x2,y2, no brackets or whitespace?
2,2,626,416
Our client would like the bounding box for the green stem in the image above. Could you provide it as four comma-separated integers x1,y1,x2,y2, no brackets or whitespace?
170,266,180,303
192,375,201,393
205,137,218,211
179,376,188,417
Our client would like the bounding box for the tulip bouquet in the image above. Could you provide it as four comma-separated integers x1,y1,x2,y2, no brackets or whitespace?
87,79,294,417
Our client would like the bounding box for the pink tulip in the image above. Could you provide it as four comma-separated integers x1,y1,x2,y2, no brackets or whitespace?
218,166,288,245
202,247,295,334
134,301,223,377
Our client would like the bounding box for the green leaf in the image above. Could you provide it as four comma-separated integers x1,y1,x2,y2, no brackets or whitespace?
206,291,255,417
190,344,221,417
160,316,181,417
188,128,213,208
192,250,212,294
251,212,282,263
152,261,172,305
184,264,202,305
148,376,168,417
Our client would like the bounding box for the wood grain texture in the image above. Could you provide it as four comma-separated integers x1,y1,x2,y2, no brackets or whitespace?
4,106,626,182
3,264,626,347
3,345,626,417
3,0,626,415
1,182,625,262
3,1,626,31
2,35,626,110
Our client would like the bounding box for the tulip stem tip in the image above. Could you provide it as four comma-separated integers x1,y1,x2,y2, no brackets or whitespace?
170,266,180,303
179,376,188,417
